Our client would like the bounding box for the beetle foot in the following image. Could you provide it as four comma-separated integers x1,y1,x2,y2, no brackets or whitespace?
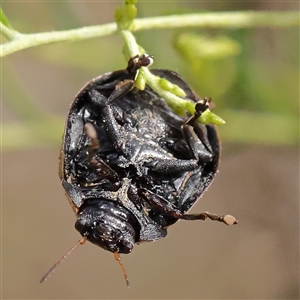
195,97,210,114
185,97,211,126
180,211,238,225
127,54,154,75
222,214,238,225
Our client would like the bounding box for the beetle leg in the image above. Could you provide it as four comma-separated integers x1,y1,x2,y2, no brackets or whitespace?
88,89,129,148
88,89,108,109
107,80,135,104
179,211,238,225
139,189,237,226
88,90,124,125
164,138,192,158
90,96,140,174
102,107,201,174
138,189,183,216
101,104,124,149
90,79,136,148
145,157,198,174
181,98,213,163
151,99,214,174
182,124,213,163
89,78,134,108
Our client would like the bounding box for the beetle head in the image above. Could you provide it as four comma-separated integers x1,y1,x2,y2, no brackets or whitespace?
75,198,139,254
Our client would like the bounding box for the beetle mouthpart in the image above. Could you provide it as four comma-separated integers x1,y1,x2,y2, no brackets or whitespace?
114,252,130,287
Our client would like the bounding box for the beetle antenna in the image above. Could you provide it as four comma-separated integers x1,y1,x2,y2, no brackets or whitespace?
40,237,87,283
114,252,130,288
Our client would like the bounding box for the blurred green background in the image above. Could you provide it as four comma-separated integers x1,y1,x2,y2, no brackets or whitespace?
2,1,299,299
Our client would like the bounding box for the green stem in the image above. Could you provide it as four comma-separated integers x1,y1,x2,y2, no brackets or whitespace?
1,11,299,57
119,30,225,125
133,11,299,30
1,23,118,57
0,23,21,41
120,30,141,57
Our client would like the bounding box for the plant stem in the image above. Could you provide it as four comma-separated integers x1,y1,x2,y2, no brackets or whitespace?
1,11,299,57
0,23,21,41
134,11,299,30
1,23,118,57
120,30,141,56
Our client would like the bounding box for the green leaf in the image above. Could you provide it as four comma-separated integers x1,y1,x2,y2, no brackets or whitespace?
0,8,13,29
174,33,241,60
174,33,240,99
199,110,226,125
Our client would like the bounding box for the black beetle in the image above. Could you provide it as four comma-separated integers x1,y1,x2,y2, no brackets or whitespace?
41,54,237,285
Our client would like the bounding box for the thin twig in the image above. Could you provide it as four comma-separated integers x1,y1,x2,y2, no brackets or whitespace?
1,11,299,57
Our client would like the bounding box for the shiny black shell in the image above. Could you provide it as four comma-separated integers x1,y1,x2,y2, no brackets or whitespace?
59,64,219,253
